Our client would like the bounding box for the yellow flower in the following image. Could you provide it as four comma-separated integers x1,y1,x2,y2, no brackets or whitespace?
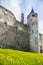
4,63,6,65
0,54,4,58
17,61,21,64
13,61,16,64
7,56,13,62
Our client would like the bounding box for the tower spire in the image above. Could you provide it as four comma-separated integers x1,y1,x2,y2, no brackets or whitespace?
30,8,34,13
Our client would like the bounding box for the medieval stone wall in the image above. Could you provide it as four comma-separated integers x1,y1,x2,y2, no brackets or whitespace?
0,6,16,26
0,5,42,53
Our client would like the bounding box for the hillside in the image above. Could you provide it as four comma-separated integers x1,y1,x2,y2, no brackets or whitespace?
0,49,43,65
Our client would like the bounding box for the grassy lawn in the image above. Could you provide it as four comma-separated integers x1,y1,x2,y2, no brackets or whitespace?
0,49,43,65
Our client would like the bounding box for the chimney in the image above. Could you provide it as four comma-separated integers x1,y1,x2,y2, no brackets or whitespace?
21,13,24,23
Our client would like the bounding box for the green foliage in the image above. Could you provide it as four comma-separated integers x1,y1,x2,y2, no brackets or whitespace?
0,49,43,65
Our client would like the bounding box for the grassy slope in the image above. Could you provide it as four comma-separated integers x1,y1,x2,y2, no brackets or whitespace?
0,49,43,65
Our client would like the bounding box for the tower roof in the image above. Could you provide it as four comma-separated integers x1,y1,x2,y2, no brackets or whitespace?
30,8,34,13
27,8,38,18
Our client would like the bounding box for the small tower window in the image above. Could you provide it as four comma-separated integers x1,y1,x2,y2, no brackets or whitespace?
32,14,35,17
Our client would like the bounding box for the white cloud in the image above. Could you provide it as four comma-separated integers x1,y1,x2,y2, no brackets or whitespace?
10,0,21,21
36,1,43,34
24,0,37,24
38,20,43,34
25,0,37,15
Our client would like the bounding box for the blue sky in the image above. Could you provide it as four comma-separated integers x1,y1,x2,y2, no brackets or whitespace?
0,0,43,34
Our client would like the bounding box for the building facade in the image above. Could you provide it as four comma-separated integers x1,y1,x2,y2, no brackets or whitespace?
0,5,42,53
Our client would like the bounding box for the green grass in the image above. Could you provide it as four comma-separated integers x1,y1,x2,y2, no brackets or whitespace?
0,49,43,65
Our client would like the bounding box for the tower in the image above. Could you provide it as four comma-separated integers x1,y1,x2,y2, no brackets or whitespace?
21,13,24,23
27,8,39,52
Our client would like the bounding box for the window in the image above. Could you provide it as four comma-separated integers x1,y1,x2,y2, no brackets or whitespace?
15,27,18,31
0,45,3,48
40,46,43,53
32,23,33,25
4,22,7,25
37,30,38,32
5,9,8,11
14,37,16,40
0,15,1,18
0,46,1,48
32,30,33,33
17,41,19,46
30,19,32,21
3,22,7,28
32,14,35,17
